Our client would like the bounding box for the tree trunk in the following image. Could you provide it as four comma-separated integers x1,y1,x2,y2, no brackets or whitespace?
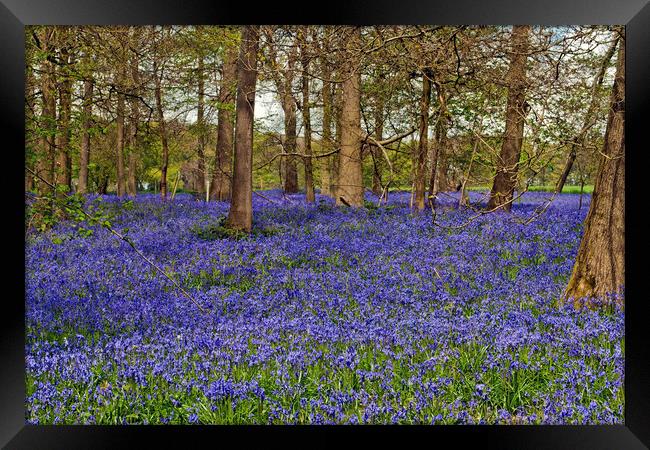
427,145,438,203
320,75,333,197
372,98,384,197
430,83,450,192
437,149,450,193
414,69,432,210
125,118,137,196
98,174,109,195
555,144,577,194
428,82,448,203
154,59,169,200
427,113,445,203
460,134,479,207
196,55,206,195
25,49,35,192
564,34,625,306
282,98,298,194
336,27,363,207
487,25,531,212
115,87,127,197
126,45,141,197
127,137,137,196
37,28,57,197
300,29,315,203
226,25,259,232
78,79,93,194
264,29,300,195
331,81,343,200
211,38,237,201
278,43,299,195
56,38,72,194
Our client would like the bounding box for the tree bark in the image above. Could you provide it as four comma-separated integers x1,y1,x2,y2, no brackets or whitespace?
154,58,169,200
226,25,259,232
320,77,333,196
428,82,449,203
459,134,479,207
196,54,206,195
98,174,109,195
555,144,577,194
414,68,432,210
487,25,531,212
282,98,298,193
127,135,138,196
428,115,445,203
336,27,363,207
275,40,299,195
25,46,35,192
300,28,315,203
211,37,237,201
126,43,141,197
371,97,384,197
55,39,72,193
115,85,127,197
427,134,439,202
264,28,299,194
564,34,625,305
37,28,57,197
437,149,450,193
331,81,343,200
78,79,93,194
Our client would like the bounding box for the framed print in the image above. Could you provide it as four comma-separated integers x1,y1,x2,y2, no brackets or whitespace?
2,0,649,448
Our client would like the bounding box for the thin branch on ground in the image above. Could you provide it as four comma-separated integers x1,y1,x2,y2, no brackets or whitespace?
25,167,208,315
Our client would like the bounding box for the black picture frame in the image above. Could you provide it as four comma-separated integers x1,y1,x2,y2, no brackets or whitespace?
2,0,648,448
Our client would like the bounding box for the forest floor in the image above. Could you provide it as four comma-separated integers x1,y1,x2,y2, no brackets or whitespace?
25,190,623,424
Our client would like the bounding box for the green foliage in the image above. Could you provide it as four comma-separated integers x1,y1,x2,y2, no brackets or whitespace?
190,217,285,241
26,192,114,239
317,200,335,213
363,200,379,211
254,226,284,237
190,217,245,240
182,268,255,293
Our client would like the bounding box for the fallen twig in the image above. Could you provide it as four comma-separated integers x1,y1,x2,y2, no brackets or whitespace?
25,167,208,314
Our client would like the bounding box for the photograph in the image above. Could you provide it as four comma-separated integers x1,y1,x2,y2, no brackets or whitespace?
23,24,626,426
